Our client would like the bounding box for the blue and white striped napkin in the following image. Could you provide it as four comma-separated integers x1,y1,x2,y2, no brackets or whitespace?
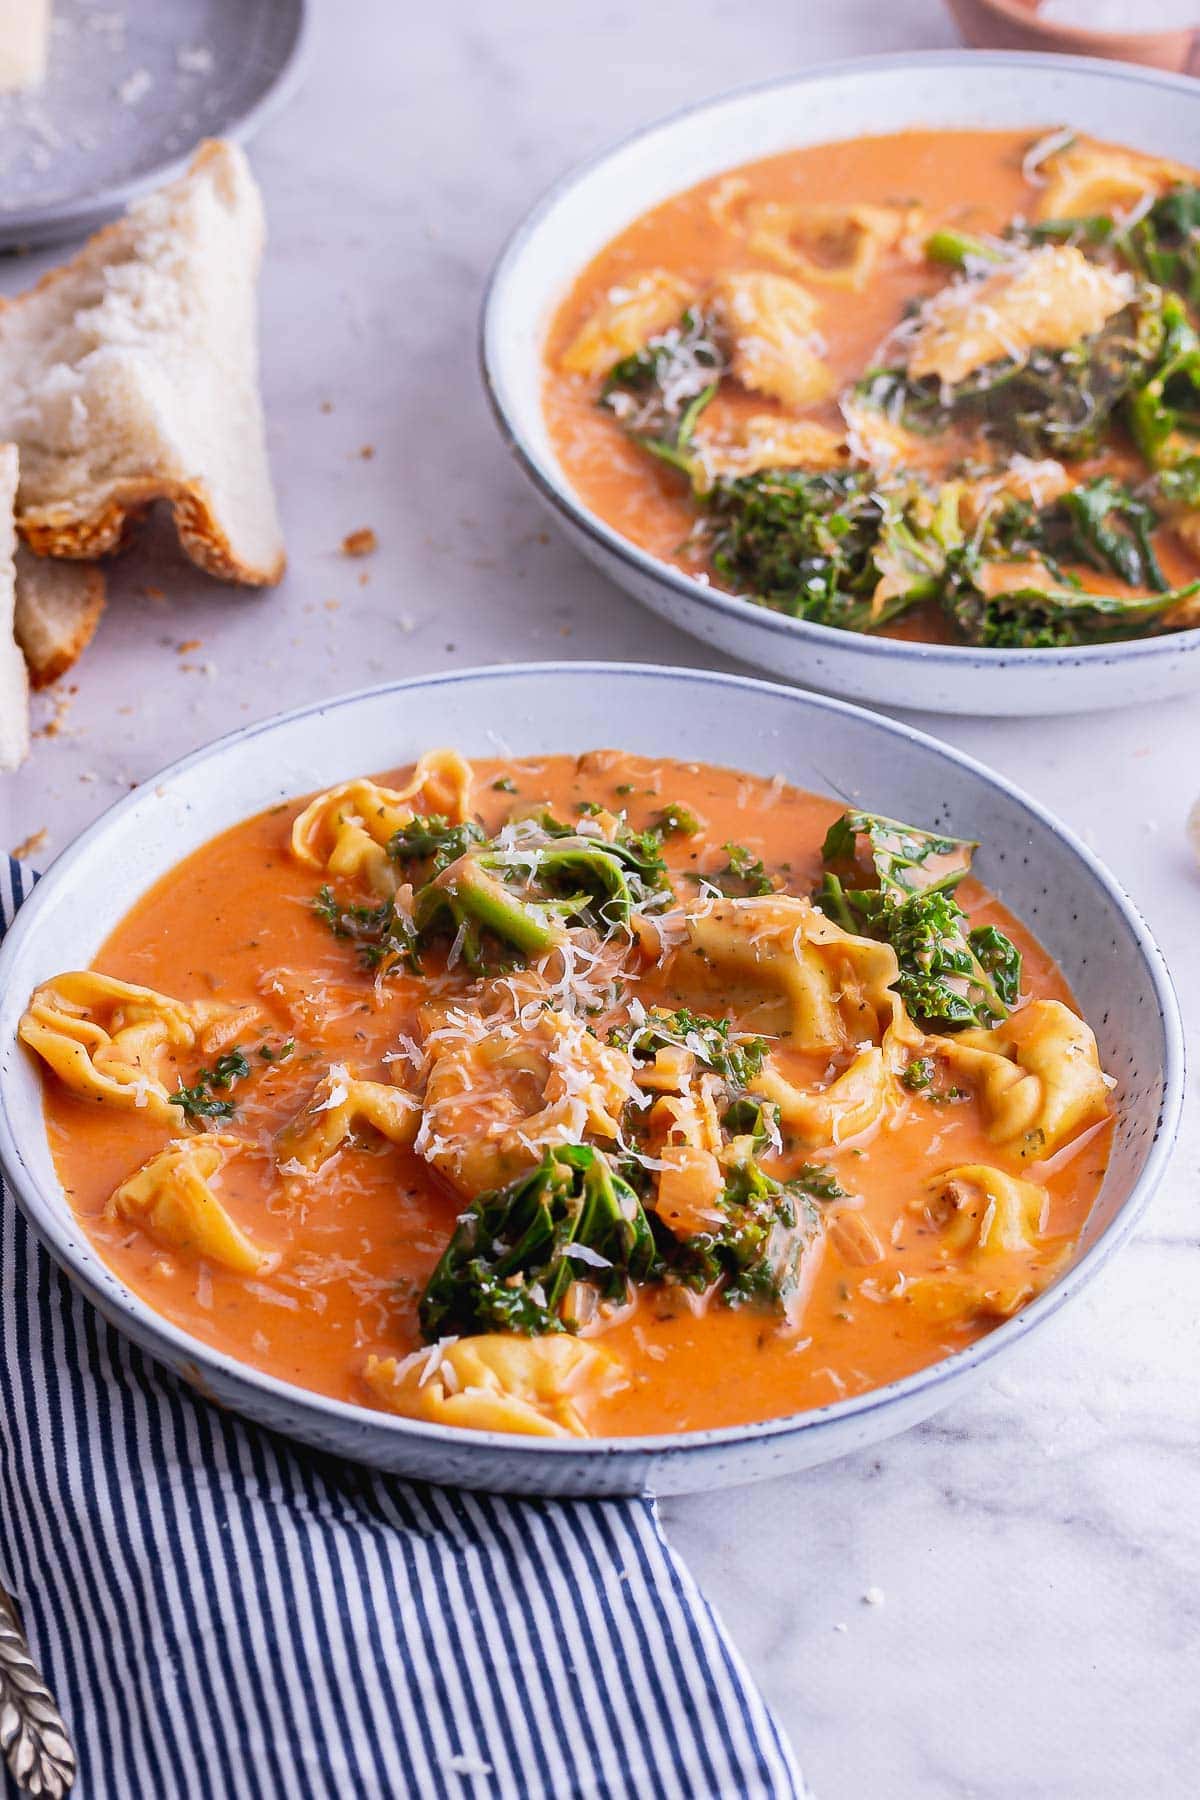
0,859,805,1800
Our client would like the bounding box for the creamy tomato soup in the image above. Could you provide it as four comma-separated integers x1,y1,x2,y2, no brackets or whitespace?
24,751,1113,1439
544,129,1200,649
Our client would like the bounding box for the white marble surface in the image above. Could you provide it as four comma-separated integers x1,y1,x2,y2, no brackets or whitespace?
3,1,1199,1793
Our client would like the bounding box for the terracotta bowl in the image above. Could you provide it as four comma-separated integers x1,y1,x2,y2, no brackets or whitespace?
946,0,1200,73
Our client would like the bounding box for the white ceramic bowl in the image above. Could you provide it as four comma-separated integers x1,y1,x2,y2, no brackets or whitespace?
0,664,1183,1495
481,52,1200,717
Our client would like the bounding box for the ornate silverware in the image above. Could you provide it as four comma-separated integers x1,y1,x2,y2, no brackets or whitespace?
0,1587,75,1796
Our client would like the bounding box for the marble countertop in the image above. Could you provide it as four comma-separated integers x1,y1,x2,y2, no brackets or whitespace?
3,1,1198,1792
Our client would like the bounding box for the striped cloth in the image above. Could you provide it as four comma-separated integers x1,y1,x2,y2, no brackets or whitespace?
0,859,805,1800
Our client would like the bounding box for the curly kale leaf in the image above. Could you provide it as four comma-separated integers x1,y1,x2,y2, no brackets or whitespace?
412,813,674,970
388,814,485,876
859,300,1159,458
614,1006,769,1091
601,307,727,471
418,1145,659,1339
313,885,421,972
169,1049,252,1120
816,810,1021,1029
820,810,976,901
659,1147,826,1315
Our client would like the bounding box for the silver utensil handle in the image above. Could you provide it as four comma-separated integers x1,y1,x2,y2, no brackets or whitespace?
0,1587,75,1796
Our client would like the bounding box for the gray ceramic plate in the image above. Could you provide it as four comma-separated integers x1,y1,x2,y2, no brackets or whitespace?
0,0,307,247
0,664,1184,1495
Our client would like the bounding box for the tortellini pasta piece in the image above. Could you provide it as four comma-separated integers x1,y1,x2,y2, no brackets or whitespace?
290,748,474,894
362,1334,625,1438
559,269,695,379
676,896,919,1053
1035,142,1191,224
920,1163,1048,1258
743,199,922,290
276,1065,420,1172
710,271,835,411
670,897,922,1149
695,416,849,482
753,1043,891,1150
906,246,1133,387
936,998,1110,1160
19,973,245,1123
107,1136,272,1274
417,1000,635,1197
899,1163,1064,1326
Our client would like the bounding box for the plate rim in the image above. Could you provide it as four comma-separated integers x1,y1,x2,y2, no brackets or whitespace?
479,48,1200,674
0,659,1186,1466
0,0,311,246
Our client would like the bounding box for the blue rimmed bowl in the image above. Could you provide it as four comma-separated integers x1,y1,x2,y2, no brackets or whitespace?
0,663,1183,1493
481,52,1200,716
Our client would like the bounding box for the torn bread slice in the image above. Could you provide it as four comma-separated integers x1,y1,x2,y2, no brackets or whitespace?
0,139,284,586
14,551,105,687
0,444,29,771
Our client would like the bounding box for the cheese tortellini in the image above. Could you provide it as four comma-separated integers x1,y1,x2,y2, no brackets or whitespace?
276,1065,420,1172
363,1334,625,1438
676,895,919,1053
907,246,1133,387
290,748,474,894
1035,142,1191,224
936,998,1110,1160
742,199,921,290
417,996,635,1197
710,271,835,412
19,974,247,1123
107,1136,272,1274
670,897,924,1150
559,269,695,379
900,1163,1065,1326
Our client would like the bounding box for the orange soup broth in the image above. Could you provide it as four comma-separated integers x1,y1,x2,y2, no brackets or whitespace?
43,755,1111,1435
542,129,1200,640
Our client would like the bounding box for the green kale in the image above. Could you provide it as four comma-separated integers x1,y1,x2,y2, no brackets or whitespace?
704,467,968,632
820,810,975,900
418,1145,659,1339
989,476,1167,592
708,841,774,897
1127,184,1200,310
655,801,704,837
660,1147,825,1315
413,815,673,970
944,578,1194,649
816,810,1022,1030
388,814,485,877
313,884,420,972
601,306,727,472
614,1006,769,1091
860,300,1159,458
169,1048,252,1120
1128,292,1200,485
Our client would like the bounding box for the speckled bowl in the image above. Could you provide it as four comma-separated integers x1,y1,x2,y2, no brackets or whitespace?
481,52,1200,716
0,665,1183,1494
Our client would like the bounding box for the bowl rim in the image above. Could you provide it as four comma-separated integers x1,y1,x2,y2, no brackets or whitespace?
0,660,1186,1466
479,48,1200,674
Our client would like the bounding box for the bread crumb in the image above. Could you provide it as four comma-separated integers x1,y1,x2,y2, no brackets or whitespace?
342,528,378,558
320,400,334,415
11,828,47,862
144,585,166,602
358,571,370,587
863,1586,885,1608
359,445,375,460
177,638,202,654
